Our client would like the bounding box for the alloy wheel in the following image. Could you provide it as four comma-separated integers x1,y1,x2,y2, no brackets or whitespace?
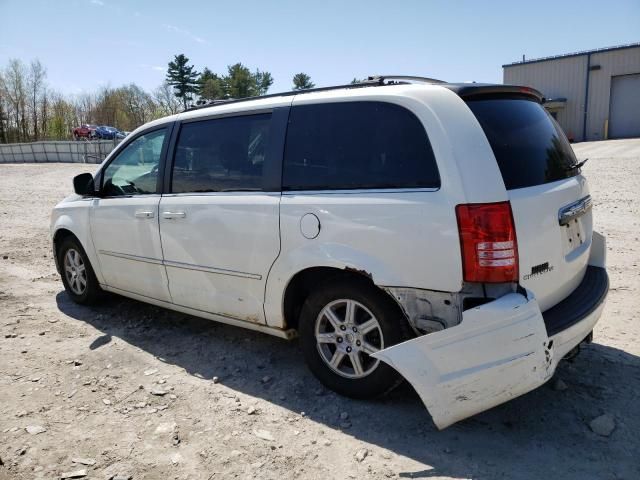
315,299,384,379
64,248,87,295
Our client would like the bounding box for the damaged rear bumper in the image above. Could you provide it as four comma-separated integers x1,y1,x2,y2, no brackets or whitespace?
373,260,608,429
373,291,555,429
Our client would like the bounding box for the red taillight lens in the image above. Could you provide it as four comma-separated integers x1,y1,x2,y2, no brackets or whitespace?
455,202,519,283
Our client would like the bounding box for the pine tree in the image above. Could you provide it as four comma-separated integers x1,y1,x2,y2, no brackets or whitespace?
166,54,199,110
292,73,315,90
254,69,273,95
224,63,273,98
198,68,226,101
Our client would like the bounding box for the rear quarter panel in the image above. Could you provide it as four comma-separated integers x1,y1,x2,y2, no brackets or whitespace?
264,86,510,328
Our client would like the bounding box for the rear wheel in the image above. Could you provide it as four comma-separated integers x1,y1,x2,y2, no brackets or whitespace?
299,278,411,399
57,237,101,304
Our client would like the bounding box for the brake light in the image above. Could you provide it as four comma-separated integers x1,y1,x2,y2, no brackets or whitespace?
455,202,519,283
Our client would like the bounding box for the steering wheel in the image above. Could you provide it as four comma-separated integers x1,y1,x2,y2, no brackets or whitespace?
104,179,127,196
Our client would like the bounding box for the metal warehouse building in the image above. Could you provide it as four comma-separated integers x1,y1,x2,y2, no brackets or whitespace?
503,43,640,142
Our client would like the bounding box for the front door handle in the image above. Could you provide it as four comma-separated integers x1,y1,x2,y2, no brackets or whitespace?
162,211,186,219
134,210,155,219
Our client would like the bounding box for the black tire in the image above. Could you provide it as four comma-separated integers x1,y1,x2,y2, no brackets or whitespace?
57,236,101,305
299,277,412,399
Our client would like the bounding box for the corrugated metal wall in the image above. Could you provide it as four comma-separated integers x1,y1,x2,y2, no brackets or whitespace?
587,48,640,140
0,140,119,164
504,46,640,141
504,56,587,141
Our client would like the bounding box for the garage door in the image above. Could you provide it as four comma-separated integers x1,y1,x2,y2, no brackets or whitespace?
609,74,640,139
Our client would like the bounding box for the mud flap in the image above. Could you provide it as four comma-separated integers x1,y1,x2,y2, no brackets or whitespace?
372,292,555,429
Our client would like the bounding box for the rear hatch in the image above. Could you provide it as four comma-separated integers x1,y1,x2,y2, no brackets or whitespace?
466,94,591,311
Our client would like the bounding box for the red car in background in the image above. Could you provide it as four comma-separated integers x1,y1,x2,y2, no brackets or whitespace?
72,124,97,140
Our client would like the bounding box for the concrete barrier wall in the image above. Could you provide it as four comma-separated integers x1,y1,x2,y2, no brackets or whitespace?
0,140,122,164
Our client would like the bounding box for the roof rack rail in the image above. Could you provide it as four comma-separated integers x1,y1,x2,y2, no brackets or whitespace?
182,75,445,112
366,75,447,85
193,98,234,107
183,80,380,112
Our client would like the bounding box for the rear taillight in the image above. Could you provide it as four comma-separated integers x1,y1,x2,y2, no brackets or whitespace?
455,202,519,283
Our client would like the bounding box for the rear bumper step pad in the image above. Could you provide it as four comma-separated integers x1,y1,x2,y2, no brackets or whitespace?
542,266,609,337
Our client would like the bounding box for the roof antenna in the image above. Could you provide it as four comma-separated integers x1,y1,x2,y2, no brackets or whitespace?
522,54,526,62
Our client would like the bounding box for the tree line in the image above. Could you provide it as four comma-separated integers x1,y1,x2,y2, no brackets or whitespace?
166,54,320,109
0,53,354,144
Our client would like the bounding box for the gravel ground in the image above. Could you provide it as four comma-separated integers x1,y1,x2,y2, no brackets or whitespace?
1,139,639,479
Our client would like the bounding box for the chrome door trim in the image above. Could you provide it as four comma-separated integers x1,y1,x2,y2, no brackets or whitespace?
98,250,261,280
558,195,592,226
98,250,164,266
163,259,262,280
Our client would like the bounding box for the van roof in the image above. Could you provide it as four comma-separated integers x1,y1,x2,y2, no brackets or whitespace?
184,77,544,114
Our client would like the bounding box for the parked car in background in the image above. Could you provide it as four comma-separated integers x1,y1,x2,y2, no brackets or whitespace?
95,126,121,140
115,130,128,140
52,78,608,429
72,124,97,140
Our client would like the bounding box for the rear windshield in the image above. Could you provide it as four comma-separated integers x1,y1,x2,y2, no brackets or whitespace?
467,98,580,190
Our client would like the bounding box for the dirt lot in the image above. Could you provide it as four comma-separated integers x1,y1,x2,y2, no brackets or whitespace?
1,139,639,480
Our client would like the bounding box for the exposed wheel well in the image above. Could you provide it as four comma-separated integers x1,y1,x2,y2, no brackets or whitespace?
52,229,80,271
53,229,78,254
282,266,408,331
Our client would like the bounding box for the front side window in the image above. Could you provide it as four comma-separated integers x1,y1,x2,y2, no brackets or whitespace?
171,114,271,193
102,128,166,196
282,102,440,191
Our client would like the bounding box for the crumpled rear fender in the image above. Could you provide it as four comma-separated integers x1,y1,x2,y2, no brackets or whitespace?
372,291,554,429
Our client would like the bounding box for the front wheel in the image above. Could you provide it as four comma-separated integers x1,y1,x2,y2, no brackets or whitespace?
57,237,101,304
299,278,411,399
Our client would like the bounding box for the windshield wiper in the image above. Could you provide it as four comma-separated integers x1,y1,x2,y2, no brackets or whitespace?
565,158,588,171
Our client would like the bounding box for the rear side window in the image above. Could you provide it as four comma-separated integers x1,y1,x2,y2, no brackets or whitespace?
282,102,440,191
467,99,580,190
171,113,271,193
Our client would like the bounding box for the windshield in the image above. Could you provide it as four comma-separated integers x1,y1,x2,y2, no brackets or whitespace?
467,98,580,190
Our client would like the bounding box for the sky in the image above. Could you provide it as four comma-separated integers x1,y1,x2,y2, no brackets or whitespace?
0,0,638,97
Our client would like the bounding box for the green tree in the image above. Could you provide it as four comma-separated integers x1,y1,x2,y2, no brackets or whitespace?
292,73,315,90
224,63,253,98
198,67,225,101
166,54,199,110
223,63,273,98
254,69,273,95
350,77,366,84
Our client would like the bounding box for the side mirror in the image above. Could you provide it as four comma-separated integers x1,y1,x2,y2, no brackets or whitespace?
73,173,95,196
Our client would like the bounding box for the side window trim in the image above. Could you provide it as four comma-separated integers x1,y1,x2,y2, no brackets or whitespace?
164,108,288,195
162,120,181,194
263,106,289,192
99,123,173,196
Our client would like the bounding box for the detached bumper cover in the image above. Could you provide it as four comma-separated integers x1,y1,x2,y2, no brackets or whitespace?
373,292,554,429
373,233,608,430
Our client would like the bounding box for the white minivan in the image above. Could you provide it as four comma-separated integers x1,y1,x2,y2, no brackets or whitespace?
51,77,609,429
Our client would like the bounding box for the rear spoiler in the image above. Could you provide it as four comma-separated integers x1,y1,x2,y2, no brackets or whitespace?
442,84,544,103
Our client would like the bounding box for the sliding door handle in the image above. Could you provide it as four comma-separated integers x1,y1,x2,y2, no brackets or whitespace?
162,211,186,219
